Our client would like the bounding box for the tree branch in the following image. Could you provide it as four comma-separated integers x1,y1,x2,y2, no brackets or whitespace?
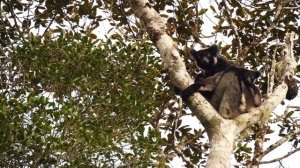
120,3,137,38
242,0,286,57
42,12,57,37
243,31,297,168
270,110,293,123
267,41,279,97
235,32,297,131
234,82,287,132
280,32,297,79
283,6,300,10
128,0,223,126
173,146,197,168
128,1,298,167
287,105,300,111
260,147,300,164
220,0,242,57
243,84,287,167
263,130,300,157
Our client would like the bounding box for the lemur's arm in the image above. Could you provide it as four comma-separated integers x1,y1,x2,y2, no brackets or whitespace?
182,72,224,102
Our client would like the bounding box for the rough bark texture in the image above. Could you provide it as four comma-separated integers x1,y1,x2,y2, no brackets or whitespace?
206,120,238,168
129,0,222,125
128,1,297,167
247,32,297,168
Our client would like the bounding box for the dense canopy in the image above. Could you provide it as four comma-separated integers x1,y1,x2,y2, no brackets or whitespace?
0,0,299,167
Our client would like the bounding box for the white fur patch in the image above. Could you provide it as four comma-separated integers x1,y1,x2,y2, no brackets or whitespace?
239,93,247,113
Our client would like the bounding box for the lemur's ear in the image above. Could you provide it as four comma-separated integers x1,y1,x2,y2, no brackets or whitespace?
189,49,197,57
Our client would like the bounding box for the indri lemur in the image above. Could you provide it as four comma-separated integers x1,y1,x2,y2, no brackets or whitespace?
182,45,262,119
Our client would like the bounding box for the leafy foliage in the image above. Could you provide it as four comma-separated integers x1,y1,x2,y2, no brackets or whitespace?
0,0,300,167
1,32,165,166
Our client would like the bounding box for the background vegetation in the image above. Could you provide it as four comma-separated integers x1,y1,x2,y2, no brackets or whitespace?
0,0,299,167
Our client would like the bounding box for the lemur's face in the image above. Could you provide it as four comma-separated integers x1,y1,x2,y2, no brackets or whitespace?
190,49,217,71
242,70,260,83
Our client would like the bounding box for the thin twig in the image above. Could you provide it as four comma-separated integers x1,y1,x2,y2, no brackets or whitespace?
0,1,12,47
171,97,197,167
287,105,300,110
42,12,57,37
283,6,300,10
181,129,206,146
242,0,286,57
270,110,293,123
260,147,300,164
263,130,300,157
120,3,137,38
176,0,206,47
3,0,25,42
173,147,197,168
170,97,197,167
221,0,242,55
267,41,279,97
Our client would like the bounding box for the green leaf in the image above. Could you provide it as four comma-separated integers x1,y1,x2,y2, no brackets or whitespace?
199,8,208,15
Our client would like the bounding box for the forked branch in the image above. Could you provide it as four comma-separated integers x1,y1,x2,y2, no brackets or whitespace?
129,0,223,127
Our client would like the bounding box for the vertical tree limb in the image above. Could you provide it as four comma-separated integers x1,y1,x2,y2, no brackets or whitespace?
246,32,297,168
128,0,222,125
128,1,298,167
220,0,243,61
129,1,237,167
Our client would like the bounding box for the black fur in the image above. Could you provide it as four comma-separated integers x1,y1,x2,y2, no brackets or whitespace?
182,45,261,119
210,68,261,119
190,45,233,76
285,77,298,100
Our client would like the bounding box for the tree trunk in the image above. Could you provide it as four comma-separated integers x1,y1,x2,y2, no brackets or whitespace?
206,121,237,168
129,0,296,167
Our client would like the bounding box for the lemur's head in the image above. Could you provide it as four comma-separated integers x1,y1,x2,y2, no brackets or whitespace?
190,44,219,71
239,68,261,84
